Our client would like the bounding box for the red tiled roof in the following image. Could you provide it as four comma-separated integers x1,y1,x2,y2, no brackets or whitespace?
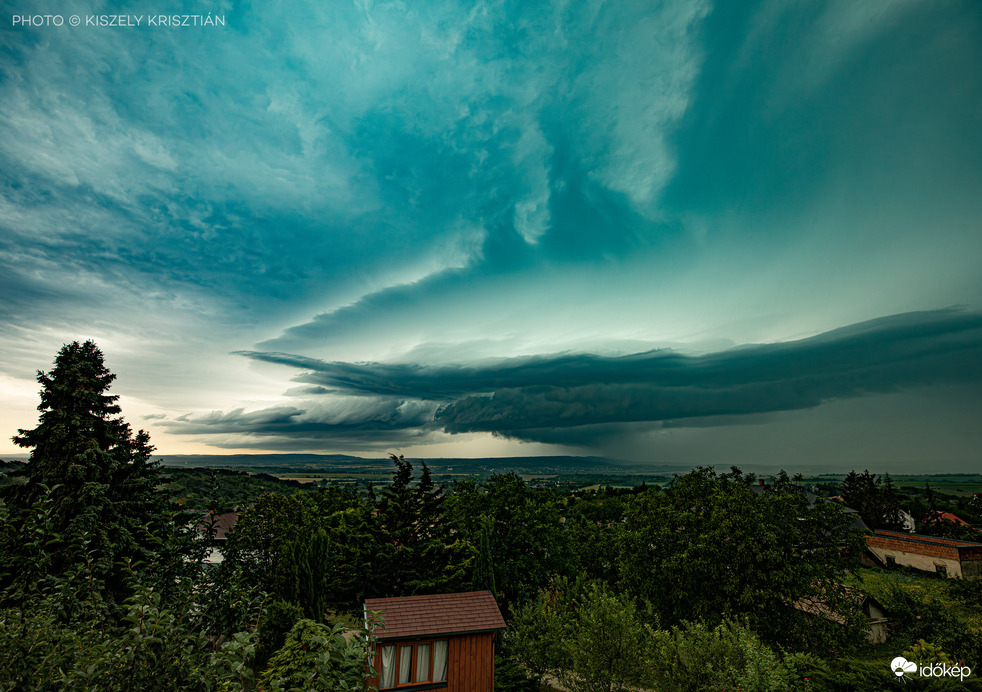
921,510,971,527
365,591,505,641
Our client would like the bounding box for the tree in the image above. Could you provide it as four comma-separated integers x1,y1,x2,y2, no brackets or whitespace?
445,473,573,609
372,455,474,597
2,341,169,603
618,467,864,652
645,620,810,692
509,577,650,692
259,618,369,691
841,469,903,531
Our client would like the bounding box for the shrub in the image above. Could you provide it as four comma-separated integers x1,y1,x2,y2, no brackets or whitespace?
259,618,368,691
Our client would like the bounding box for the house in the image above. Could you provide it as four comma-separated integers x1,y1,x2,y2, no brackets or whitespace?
898,509,916,532
364,591,506,691
196,511,239,565
794,585,890,644
866,530,982,578
921,510,974,530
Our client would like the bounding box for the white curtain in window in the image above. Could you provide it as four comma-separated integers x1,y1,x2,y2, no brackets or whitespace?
415,643,430,681
433,640,448,682
399,645,413,684
380,646,395,689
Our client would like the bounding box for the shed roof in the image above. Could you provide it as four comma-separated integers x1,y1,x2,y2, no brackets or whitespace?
365,591,505,641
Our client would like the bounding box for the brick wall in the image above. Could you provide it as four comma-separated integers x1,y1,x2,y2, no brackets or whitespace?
866,534,960,561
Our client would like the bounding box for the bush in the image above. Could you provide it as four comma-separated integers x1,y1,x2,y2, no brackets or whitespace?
645,620,807,692
259,618,368,691
256,599,303,669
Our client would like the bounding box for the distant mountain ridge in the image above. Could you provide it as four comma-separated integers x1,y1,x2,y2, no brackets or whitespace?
154,452,669,473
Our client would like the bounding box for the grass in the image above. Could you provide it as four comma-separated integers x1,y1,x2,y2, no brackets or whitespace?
846,567,982,643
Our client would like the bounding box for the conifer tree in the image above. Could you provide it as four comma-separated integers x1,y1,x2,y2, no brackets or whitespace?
3,341,168,601
374,455,474,596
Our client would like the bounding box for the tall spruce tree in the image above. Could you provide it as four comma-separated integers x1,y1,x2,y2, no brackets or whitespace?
4,341,168,601
373,455,474,596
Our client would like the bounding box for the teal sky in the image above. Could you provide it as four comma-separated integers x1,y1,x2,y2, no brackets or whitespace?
2,0,981,471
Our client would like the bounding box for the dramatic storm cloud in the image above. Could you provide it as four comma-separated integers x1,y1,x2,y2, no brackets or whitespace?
169,308,982,445
2,0,981,469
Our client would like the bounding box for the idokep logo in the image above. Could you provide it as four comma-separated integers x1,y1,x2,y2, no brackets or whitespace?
891,656,973,682
891,657,917,678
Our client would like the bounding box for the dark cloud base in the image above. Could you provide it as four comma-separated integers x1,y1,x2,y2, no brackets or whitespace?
167,308,982,447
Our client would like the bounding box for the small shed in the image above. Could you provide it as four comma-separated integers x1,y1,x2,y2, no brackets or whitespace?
794,585,890,644
364,591,505,691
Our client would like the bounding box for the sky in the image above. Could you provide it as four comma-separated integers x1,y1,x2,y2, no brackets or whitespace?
1,0,981,472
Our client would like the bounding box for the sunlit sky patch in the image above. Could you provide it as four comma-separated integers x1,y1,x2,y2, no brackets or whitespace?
2,0,981,471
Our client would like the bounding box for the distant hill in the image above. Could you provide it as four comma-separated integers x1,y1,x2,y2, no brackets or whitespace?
154,453,689,474
157,453,368,468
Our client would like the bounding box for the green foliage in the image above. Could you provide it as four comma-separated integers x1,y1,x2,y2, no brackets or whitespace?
2,341,172,604
0,544,261,692
904,639,954,665
256,599,304,669
558,581,652,692
618,467,864,652
510,578,817,692
259,618,368,691
841,469,904,531
274,528,333,620
370,455,476,598
446,472,573,608
849,568,982,664
645,620,806,692
565,491,627,584
493,652,540,692
510,577,651,692
508,582,572,682
164,467,317,512
471,514,497,595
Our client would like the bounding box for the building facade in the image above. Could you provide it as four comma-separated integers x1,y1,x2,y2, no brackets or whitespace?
866,530,982,579
365,591,505,691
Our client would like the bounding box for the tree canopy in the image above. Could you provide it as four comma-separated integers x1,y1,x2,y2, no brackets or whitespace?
2,340,169,602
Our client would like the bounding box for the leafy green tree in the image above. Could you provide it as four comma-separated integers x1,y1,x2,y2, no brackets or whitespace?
259,618,369,691
619,467,863,652
274,529,333,621
0,487,262,691
2,341,171,604
565,491,626,584
219,492,321,590
645,620,810,692
559,581,651,692
471,514,497,595
446,473,573,608
510,577,650,692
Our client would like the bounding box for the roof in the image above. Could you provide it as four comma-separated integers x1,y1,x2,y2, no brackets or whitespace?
867,530,982,562
793,584,884,625
921,510,972,527
197,511,240,541
365,591,505,641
